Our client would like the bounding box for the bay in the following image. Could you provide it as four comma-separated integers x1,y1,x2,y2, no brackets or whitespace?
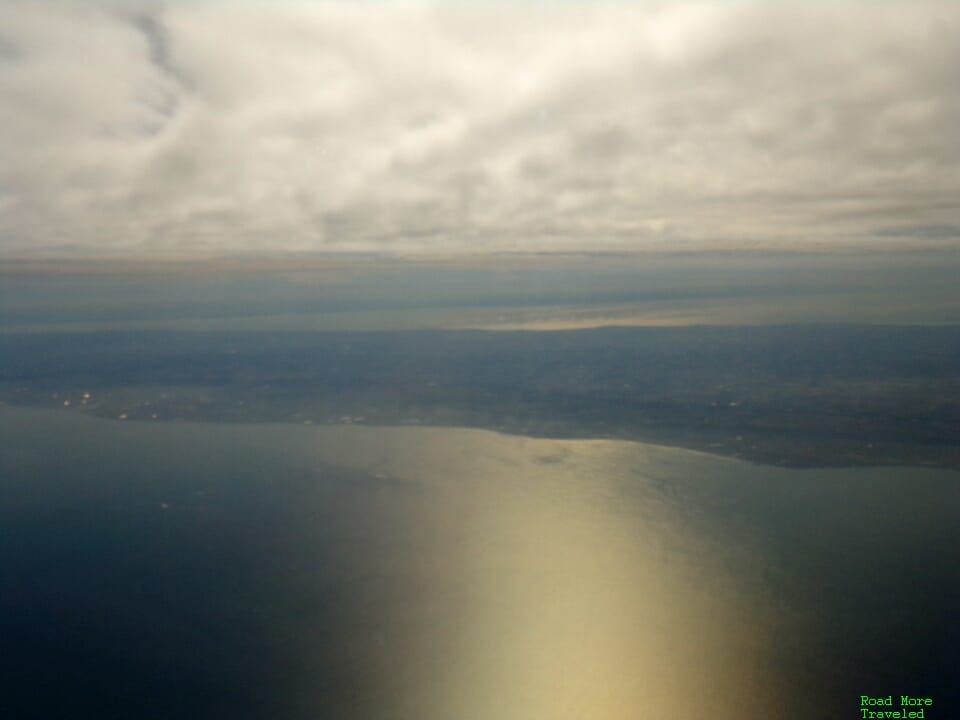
1,406,957,719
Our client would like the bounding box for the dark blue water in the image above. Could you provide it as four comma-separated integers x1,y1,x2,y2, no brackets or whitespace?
2,406,958,719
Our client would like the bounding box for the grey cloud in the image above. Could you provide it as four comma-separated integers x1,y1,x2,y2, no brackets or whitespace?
0,1,958,257
0,34,19,61
875,224,960,239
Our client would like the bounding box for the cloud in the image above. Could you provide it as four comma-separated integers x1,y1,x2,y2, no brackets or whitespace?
1,1,958,257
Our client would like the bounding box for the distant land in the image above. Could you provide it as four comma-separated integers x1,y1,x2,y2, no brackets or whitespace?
2,325,958,471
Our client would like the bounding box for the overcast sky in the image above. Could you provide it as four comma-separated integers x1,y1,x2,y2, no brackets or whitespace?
1,1,958,258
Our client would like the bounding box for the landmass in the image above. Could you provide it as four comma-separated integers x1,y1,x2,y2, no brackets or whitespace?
2,325,958,470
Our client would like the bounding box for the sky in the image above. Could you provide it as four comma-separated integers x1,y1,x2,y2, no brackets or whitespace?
1,1,958,258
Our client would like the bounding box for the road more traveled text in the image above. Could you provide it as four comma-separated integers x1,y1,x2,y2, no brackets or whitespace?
861,696,933,719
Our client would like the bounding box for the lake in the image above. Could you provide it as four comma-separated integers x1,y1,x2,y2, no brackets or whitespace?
1,405,957,719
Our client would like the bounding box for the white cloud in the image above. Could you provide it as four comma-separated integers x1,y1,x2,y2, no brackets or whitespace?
1,1,958,257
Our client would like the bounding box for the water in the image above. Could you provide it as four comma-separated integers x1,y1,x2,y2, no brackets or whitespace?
1,405,957,719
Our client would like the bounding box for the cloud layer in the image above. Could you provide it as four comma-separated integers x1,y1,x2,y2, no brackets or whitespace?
1,1,958,257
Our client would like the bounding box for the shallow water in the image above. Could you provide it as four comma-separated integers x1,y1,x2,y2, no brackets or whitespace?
1,406,957,719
